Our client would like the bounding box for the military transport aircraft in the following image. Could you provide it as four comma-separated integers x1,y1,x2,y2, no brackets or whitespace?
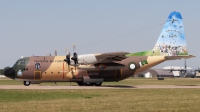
167,59,200,78
3,11,194,86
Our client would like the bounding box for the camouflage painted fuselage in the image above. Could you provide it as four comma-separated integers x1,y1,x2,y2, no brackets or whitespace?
11,55,165,82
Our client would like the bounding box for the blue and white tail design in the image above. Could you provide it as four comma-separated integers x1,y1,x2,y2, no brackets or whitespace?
126,11,189,57
153,11,188,56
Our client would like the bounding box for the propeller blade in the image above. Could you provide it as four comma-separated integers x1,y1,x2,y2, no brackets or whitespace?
169,67,174,73
68,52,71,59
65,48,68,55
64,48,71,65
71,52,78,65
73,44,76,53
67,50,71,72
71,45,78,73
55,50,57,56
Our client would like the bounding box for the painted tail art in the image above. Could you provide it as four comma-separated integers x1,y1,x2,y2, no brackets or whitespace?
127,11,192,57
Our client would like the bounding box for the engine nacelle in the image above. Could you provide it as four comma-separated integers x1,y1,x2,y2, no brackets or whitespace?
185,71,196,78
78,54,98,64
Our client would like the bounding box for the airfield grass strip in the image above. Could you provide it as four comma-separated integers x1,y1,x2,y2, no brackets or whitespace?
0,89,200,112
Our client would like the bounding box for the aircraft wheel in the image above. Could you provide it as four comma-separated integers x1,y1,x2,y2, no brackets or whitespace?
84,83,94,86
95,82,102,86
24,81,31,86
77,82,84,86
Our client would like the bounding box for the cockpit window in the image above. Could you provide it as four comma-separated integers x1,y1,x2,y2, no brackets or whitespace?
17,60,26,65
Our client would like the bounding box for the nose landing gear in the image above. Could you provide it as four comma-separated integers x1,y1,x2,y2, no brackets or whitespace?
23,81,31,86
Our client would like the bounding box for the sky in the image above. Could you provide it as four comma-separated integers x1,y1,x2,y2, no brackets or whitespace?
0,0,199,69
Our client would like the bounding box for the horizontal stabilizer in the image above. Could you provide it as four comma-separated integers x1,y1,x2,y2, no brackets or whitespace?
164,55,195,60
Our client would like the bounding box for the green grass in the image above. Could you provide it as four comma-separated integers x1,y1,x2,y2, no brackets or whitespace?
0,77,200,112
0,90,100,102
0,89,200,112
1,78,200,111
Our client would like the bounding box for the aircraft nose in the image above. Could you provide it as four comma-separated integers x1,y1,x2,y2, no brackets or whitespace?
4,68,15,79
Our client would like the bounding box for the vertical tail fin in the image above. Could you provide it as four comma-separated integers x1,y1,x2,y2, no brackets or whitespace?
153,11,188,56
127,11,188,56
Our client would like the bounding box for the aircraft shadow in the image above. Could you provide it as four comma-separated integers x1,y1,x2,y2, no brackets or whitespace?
100,85,135,88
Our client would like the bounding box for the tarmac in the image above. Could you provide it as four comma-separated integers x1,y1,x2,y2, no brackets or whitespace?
1,77,200,89
0,85,200,89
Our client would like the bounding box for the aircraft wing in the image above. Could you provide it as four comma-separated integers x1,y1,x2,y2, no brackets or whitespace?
95,52,129,63
164,55,195,60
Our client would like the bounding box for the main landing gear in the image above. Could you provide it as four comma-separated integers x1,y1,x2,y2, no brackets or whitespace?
77,82,102,86
24,81,31,86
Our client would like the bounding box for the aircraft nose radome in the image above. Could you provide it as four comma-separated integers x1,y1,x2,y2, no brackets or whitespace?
4,68,15,79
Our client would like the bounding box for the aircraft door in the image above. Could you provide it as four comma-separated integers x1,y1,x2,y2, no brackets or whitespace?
34,63,42,80
34,70,42,80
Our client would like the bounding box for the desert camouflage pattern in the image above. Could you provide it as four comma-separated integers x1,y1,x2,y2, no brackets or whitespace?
11,55,166,81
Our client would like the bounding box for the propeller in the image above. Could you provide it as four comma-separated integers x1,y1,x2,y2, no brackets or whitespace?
64,48,71,65
63,45,79,73
55,50,57,56
169,67,174,73
179,67,185,74
71,45,78,72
